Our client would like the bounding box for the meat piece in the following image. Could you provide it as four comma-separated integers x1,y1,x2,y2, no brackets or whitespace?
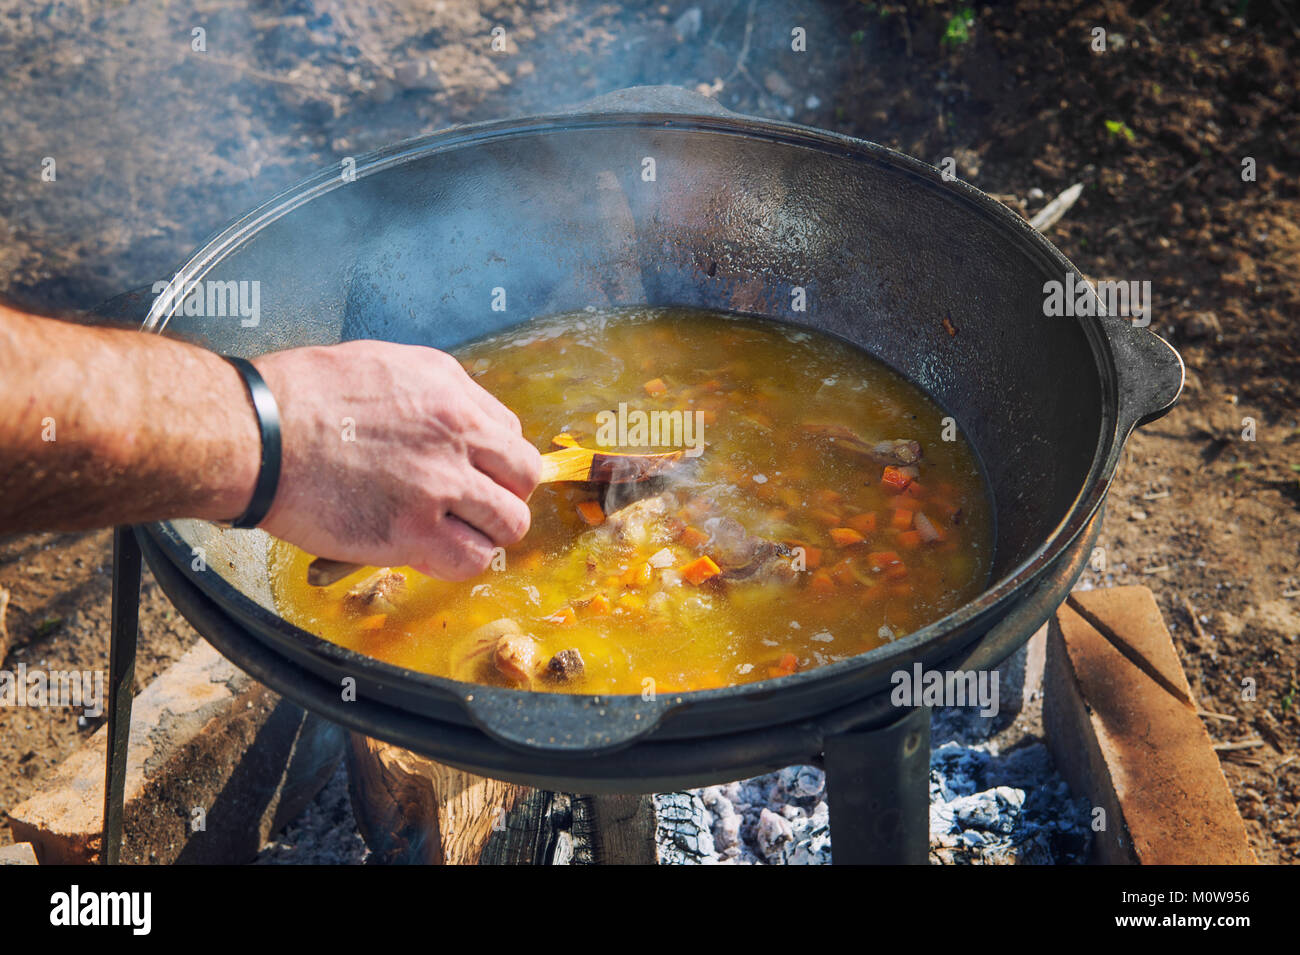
866,439,923,466
803,423,922,465
701,516,797,585
544,648,586,683
493,631,538,688
598,492,677,549
342,568,407,615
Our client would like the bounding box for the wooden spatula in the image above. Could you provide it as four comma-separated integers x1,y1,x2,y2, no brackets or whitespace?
305,434,690,586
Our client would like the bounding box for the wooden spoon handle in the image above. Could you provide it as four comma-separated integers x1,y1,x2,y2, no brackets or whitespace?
304,434,689,586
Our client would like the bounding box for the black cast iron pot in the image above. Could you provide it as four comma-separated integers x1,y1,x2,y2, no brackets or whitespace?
114,87,1182,792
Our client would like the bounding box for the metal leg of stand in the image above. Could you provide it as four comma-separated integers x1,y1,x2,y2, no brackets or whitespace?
103,526,142,865
823,705,931,864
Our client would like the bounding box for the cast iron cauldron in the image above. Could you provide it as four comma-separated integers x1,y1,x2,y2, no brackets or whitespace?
112,87,1182,792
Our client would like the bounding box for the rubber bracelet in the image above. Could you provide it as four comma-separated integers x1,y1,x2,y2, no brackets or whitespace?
224,356,282,529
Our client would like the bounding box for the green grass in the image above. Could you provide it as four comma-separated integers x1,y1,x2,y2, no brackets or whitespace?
942,7,975,47
1104,119,1137,142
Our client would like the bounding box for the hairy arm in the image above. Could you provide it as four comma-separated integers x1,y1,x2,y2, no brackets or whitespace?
0,303,260,530
0,304,541,580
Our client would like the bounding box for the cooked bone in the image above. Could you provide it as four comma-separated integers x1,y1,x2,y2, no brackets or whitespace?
599,492,677,549
701,516,796,584
343,569,407,615
803,423,922,465
493,630,538,688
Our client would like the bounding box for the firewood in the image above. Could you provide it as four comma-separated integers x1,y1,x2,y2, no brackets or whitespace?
346,734,656,865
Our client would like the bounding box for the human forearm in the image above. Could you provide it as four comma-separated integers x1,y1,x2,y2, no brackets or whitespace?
0,303,260,532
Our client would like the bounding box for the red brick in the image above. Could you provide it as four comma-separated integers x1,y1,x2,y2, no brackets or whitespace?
1044,586,1255,864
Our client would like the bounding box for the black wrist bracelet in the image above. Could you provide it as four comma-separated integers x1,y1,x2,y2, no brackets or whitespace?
224,356,282,529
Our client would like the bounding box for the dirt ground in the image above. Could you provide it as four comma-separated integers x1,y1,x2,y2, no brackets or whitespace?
0,1,1296,862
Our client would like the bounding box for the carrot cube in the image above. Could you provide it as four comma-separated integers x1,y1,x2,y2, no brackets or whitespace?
891,508,914,530
897,530,923,549
809,571,836,595
881,466,912,492
867,550,902,572
643,377,668,397
830,527,865,547
681,555,722,585
678,525,709,550
846,512,878,535
576,500,605,525
545,605,577,626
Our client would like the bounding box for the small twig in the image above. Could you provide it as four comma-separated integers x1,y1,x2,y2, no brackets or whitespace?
1197,709,1238,723
1141,564,1170,575
1028,182,1083,232
1213,739,1266,752
1141,490,1171,501
1182,596,1211,644
723,0,757,83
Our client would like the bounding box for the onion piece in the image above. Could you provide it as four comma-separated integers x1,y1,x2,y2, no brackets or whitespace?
914,511,941,543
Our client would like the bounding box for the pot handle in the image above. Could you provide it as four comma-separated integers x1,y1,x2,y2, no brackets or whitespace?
556,84,741,119
1103,316,1185,433
462,688,673,756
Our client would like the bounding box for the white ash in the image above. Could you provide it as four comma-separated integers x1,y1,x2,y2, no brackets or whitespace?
655,765,831,864
654,719,1090,865
928,740,1091,865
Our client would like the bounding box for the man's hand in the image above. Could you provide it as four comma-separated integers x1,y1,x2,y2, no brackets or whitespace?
256,341,541,580
0,304,540,581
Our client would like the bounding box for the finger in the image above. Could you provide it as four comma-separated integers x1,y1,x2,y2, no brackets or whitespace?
411,514,496,582
460,373,524,436
449,471,532,547
469,430,543,501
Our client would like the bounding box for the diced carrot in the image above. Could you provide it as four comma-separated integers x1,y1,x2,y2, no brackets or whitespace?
846,512,878,535
587,593,611,615
891,508,914,530
576,500,605,525
544,605,577,626
891,494,921,511
904,480,927,499
830,559,857,585
897,530,923,549
768,652,799,679
885,562,909,580
681,555,722,586
867,550,903,572
830,527,865,547
678,525,709,550
881,466,912,493
617,593,645,612
809,571,835,595
357,613,387,631
520,549,545,572
643,377,668,397
801,545,823,569
810,508,842,527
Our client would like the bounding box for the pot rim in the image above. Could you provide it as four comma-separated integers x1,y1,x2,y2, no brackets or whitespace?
140,102,1145,727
